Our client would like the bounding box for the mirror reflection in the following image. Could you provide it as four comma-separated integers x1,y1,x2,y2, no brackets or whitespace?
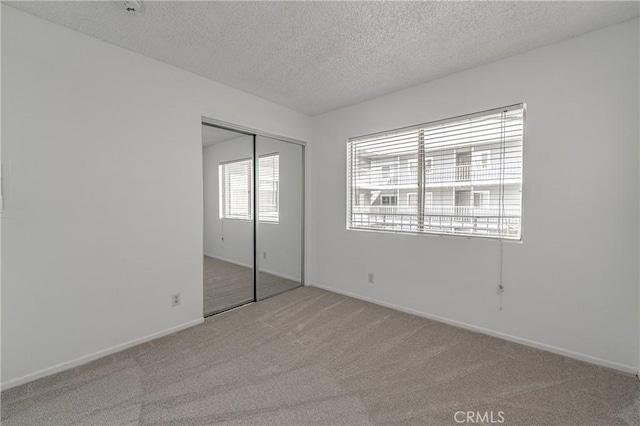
202,124,304,316
256,136,303,300
202,126,254,316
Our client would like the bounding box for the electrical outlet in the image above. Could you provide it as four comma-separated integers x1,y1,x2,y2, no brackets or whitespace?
172,293,181,307
263,252,267,259
368,273,375,284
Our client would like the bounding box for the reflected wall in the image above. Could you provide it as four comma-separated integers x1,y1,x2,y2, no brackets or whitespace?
256,136,303,300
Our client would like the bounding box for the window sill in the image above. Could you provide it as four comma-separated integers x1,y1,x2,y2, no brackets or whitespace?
346,226,523,243
220,218,280,225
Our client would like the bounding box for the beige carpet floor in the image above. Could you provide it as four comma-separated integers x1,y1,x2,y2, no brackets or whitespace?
204,256,253,316
2,287,639,425
204,256,300,316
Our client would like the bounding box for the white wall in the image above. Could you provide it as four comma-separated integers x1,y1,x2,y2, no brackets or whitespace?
1,6,310,389
203,136,254,267
256,136,303,282
310,19,640,372
2,3,637,390
203,135,303,282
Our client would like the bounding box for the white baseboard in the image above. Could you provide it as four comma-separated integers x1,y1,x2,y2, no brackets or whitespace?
205,253,252,269
260,269,300,283
205,254,300,283
1,318,204,391
309,283,638,376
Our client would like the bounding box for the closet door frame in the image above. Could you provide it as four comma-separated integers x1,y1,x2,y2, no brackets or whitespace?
201,117,306,304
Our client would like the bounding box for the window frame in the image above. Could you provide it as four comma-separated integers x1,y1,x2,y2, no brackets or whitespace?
219,157,253,221
473,190,490,208
257,152,280,224
218,153,281,224
346,103,525,242
381,195,398,206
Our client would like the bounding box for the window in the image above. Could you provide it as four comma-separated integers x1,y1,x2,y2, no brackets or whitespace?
473,190,490,208
407,192,417,207
474,150,490,168
258,154,279,223
347,104,524,240
219,158,252,220
408,159,418,183
381,195,397,205
219,153,280,222
424,191,433,208
425,157,433,173
455,151,471,181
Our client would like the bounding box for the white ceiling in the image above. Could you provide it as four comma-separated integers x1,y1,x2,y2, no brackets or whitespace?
6,1,639,116
201,125,246,148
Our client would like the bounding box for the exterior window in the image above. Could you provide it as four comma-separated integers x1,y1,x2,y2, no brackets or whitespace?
219,158,252,220
424,192,433,208
258,154,279,223
479,151,490,168
381,195,397,205
455,190,471,207
425,157,433,173
456,151,471,181
473,190,490,208
408,159,418,183
347,104,524,240
219,153,280,222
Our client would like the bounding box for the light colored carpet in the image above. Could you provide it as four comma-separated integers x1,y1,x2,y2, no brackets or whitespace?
204,256,253,316
204,256,300,316
2,287,639,425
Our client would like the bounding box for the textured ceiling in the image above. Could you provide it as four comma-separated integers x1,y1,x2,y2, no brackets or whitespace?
6,1,639,115
201,125,245,147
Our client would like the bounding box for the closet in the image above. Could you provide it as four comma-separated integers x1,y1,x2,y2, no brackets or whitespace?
201,121,304,316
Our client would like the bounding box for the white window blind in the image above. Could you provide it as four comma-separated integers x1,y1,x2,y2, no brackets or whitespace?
258,154,279,223
220,158,252,220
219,154,280,222
347,104,524,240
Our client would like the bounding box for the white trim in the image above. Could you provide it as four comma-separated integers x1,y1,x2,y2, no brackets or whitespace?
205,254,300,283
309,283,637,375
0,318,204,391
260,269,300,283
205,253,252,269
201,117,306,147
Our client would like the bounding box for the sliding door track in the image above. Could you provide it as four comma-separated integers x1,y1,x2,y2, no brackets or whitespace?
204,300,254,318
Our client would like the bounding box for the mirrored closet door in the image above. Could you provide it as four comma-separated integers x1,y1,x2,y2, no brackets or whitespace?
202,123,304,317
202,126,255,316
255,136,304,301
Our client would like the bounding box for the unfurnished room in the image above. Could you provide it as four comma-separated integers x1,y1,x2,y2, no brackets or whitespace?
1,1,639,425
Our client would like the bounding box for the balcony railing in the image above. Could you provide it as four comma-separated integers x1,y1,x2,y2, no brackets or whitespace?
356,163,521,187
352,205,521,217
349,205,521,238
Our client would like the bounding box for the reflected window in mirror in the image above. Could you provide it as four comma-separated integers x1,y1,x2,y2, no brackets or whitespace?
218,154,279,223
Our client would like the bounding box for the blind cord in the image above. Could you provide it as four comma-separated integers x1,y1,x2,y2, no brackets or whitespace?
499,110,507,238
497,239,504,311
